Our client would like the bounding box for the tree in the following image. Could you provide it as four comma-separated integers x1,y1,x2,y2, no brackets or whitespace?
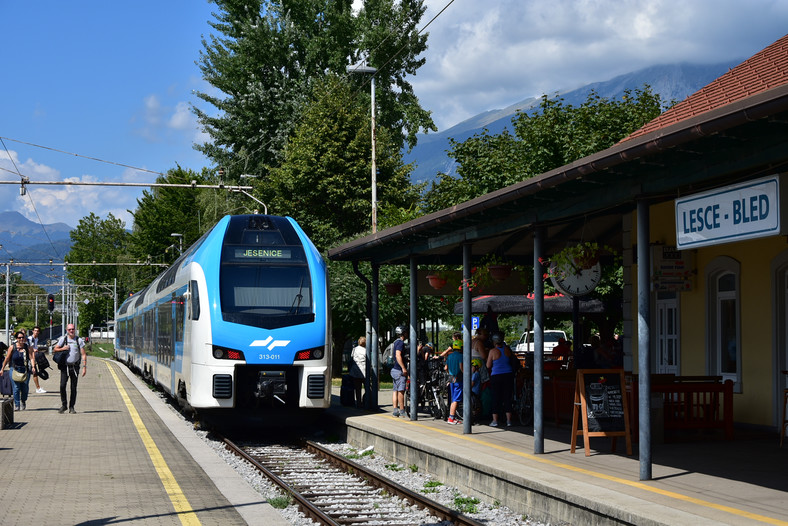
424,87,666,212
65,212,130,329
420,88,666,338
265,75,419,251
4,276,50,331
128,167,208,266
193,0,434,181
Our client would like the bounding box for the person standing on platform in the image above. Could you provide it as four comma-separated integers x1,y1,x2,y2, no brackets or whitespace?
480,306,499,346
471,328,491,384
390,326,408,417
439,331,462,359
445,341,463,425
486,332,514,428
349,336,367,408
28,326,46,393
0,331,37,410
54,324,86,414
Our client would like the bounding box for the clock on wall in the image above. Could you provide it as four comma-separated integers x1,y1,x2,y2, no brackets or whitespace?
550,260,602,296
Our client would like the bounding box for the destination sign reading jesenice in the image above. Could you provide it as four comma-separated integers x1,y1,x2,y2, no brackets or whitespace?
235,248,292,259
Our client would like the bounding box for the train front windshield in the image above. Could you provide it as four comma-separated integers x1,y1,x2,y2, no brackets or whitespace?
219,216,315,330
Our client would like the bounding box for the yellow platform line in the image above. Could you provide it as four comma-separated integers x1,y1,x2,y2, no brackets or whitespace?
106,362,201,526
388,415,788,526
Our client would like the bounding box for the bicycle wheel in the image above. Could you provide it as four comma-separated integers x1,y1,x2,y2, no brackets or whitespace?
516,382,534,426
471,394,482,424
404,379,411,417
432,384,449,420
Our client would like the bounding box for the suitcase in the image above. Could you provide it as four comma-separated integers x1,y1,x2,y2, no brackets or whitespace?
0,398,13,429
340,374,356,407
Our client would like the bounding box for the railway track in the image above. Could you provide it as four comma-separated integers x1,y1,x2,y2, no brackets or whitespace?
222,437,485,526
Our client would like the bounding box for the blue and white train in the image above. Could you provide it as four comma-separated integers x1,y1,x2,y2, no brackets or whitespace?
115,214,331,411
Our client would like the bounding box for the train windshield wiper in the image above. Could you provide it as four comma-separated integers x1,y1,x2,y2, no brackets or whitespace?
289,277,304,314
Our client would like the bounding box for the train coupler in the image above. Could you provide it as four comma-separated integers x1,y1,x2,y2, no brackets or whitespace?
255,370,287,404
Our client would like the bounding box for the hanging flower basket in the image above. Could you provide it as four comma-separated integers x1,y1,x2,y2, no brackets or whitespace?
384,282,403,295
426,274,448,290
487,264,513,281
542,241,613,279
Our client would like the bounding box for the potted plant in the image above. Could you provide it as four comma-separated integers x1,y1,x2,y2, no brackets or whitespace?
384,282,403,295
478,254,515,283
426,272,448,290
541,241,613,278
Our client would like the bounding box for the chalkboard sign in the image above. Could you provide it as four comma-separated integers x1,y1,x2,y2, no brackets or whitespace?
571,369,632,457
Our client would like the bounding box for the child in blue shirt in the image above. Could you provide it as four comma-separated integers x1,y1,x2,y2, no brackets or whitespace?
471,359,482,397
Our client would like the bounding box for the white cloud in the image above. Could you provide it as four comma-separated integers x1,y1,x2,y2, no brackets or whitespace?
414,0,788,130
169,101,193,130
0,150,142,231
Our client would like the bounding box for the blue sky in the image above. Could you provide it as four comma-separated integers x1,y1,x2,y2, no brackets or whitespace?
2,0,788,231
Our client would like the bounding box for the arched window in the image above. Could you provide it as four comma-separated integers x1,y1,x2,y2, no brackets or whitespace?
706,257,741,391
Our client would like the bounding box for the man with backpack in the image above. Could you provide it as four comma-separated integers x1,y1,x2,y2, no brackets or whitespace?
54,324,87,414
390,326,408,417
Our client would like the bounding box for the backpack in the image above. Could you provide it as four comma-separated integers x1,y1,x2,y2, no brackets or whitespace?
340,374,356,407
508,348,522,373
381,343,394,369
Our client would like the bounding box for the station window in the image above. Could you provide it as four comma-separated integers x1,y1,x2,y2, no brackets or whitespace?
706,257,741,392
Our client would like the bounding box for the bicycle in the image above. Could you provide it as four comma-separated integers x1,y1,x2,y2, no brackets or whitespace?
405,358,449,420
514,368,534,426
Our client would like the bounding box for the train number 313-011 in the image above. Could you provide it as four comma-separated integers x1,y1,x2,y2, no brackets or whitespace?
258,354,281,360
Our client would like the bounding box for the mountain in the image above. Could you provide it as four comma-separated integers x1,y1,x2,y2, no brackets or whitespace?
0,211,72,287
405,61,741,184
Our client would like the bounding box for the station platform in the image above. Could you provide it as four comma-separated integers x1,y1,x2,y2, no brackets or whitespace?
327,388,788,526
0,359,288,526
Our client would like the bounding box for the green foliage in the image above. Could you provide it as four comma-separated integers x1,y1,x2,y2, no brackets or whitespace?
194,0,434,182
268,495,291,509
267,75,418,251
385,463,403,471
453,495,480,514
420,87,663,340
89,342,114,359
425,87,666,212
129,167,208,264
4,276,51,332
65,212,130,329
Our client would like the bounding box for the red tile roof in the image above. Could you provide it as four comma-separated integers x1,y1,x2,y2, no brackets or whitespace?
625,33,788,141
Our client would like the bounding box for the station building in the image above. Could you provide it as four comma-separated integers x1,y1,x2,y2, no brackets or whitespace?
329,33,788,450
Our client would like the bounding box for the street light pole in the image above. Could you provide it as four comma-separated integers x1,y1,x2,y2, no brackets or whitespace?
170,233,183,256
347,64,378,233
5,264,9,344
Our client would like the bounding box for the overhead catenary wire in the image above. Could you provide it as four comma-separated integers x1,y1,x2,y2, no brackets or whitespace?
233,0,457,176
0,137,64,261
0,0,457,253
0,136,164,176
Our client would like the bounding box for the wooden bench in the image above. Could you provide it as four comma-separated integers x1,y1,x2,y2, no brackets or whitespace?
630,375,734,441
544,370,577,426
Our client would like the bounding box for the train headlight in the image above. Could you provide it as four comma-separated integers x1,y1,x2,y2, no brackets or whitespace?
294,347,325,361
212,346,246,360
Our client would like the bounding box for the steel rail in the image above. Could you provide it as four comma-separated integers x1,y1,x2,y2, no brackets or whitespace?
222,437,339,526
223,436,485,526
304,440,484,526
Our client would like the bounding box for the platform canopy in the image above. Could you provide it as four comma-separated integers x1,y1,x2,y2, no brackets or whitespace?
452,294,605,314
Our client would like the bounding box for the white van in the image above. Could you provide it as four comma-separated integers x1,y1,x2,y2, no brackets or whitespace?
515,330,567,355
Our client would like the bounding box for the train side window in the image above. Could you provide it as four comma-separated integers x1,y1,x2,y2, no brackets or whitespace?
189,280,200,321
175,292,185,343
